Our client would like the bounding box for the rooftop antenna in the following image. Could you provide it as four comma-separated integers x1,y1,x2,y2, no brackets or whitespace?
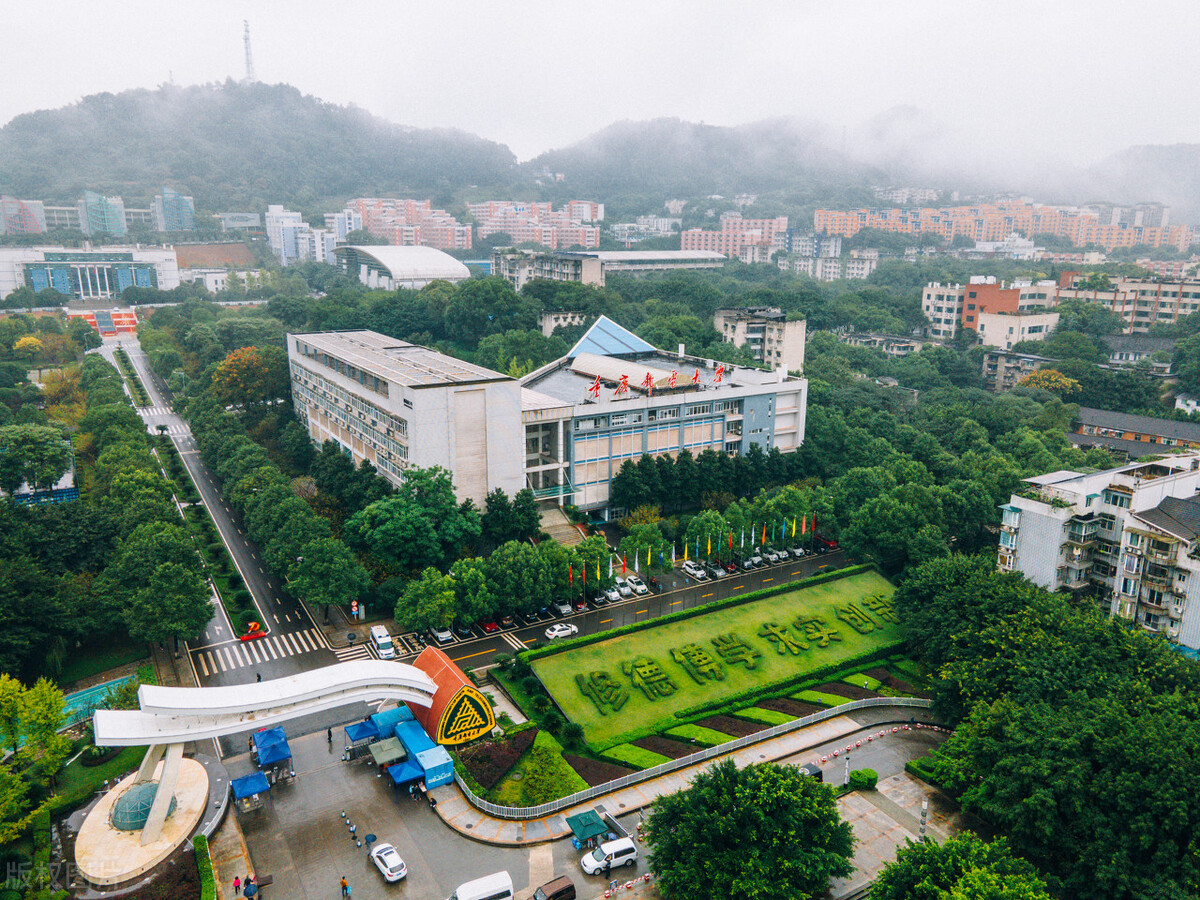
243,20,256,83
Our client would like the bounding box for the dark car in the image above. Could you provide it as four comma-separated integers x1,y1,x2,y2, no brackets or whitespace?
453,622,474,639
479,620,500,634
722,562,738,574
499,614,516,629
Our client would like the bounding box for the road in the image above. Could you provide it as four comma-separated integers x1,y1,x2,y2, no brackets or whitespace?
395,548,849,670
97,337,342,694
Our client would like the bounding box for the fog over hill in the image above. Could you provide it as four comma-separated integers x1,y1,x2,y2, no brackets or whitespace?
0,82,1195,223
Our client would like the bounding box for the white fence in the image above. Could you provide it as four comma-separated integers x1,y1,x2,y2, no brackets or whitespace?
454,696,936,820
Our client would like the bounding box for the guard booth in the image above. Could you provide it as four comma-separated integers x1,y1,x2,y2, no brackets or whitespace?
252,727,295,785
565,810,611,850
343,720,381,762
231,772,270,814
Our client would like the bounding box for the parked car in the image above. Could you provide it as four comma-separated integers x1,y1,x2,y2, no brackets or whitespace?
536,606,554,621
740,556,755,571
790,547,806,559
682,560,708,580
764,550,783,565
546,623,579,641
722,562,738,574
429,625,453,644
479,620,500,634
499,614,516,629
573,598,589,612
581,838,639,875
453,622,474,639
614,577,633,598
749,554,764,567
704,563,725,579
626,574,649,595
604,587,621,604
532,876,577,900
370,842,407,882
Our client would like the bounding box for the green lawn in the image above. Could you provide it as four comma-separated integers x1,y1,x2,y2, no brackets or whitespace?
733,706,795,726
793,689,853,707
531,570,901,748
602,744,672,769
664,724,735,746
51,746,148,817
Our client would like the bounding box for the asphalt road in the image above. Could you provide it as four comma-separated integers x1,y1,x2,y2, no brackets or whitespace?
98,338,341,693
395,548,849,670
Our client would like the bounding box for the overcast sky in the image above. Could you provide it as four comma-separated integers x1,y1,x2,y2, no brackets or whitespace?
6,1,1198,163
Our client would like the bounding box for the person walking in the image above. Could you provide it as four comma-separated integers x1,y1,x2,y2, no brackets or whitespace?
233,875,241,895
327,728,333,744
256,672,262,683
340,875,349,897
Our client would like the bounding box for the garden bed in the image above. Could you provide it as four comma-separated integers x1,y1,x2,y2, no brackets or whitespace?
631,736,698,760
756,697,824,718
457,728,539,791
563,754,637,787
694,715,767,738
812,681,879,700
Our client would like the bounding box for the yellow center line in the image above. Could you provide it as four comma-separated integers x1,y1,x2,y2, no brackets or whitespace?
763,578,774,583
635,609,648,615
701,593,714,598
600,618,613,624
734,585,744,590
451,649,495,662
792,571,801,576
669,600,682,606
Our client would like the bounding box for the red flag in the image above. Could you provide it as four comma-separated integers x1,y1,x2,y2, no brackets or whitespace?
569,564,573,586
801,515,807,535
582,563,586,583
714,364,725,383
622,555,627,574
729,531,733,549
691,369,700,384
812,513,817,532
668,369,678,388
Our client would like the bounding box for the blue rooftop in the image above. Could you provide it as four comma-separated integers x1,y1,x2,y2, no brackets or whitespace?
568,316,657,359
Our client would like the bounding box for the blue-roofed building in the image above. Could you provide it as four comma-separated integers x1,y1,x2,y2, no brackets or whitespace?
152,188,195,232
288,315,807,519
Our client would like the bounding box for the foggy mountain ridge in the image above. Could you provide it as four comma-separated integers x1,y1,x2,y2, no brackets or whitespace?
0,82,1195,222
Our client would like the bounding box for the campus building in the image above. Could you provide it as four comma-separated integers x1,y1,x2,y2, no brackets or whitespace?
287,331,524,505
348,198,471,251
980,349,1057,392
681,214,789,263
712,307,806,372
0,247,180,300
490,249,725,290
332,246,470,290
288,318,808,517
921,277,1057,339
999,453,1200,650
1054,273,1200,334
1069,407,1200,459
77,191,127,238
151,188,196,232
468,200,601,250
0,197,47,235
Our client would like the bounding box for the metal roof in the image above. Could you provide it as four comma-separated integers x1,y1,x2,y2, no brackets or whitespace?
336,245,469,283
293,331,510,388
567,315,657,359
570,352,678,392
1076,407,1200,443
1134,496,1200,541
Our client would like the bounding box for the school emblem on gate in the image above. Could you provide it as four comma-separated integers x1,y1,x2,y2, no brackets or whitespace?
437,686,495,744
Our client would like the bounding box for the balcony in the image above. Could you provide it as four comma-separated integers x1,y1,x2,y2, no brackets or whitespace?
1140,595,1170,612
1146,546,1178,565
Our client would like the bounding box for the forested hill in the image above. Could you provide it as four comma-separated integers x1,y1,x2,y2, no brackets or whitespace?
0,81,519,210
527,117,882,208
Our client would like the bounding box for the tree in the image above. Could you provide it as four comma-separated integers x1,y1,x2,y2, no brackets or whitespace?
0,674,23,754
511,488,541,540
123,561,212,645
481,488,517,544
0,424,71,497
395,567,456,632
870,832,1052,900
485,541,549,614
12,335,42,361
449,557,497,623
1016,368,1079,397
645,759,854,900
209,345,290,407
289,537,369,613
20,678,70,786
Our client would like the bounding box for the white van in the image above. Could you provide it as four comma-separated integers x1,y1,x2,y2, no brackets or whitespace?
447,871,513,900
370,625,396,660
581,837,638,875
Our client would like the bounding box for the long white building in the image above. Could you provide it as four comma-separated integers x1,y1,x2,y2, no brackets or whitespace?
1000,453,1200,650
0,246,179,300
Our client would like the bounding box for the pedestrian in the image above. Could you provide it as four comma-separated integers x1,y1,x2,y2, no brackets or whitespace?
604,858,612,881
256,672,262,683
340,875,348,897
327,727,333,744
233,875,241,895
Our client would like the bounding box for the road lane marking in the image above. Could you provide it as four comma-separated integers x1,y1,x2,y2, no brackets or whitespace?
197,654,209,677
263,639,278,660
246,642,262,663
763,578,774,583
636,609,648,615
792,571,801,576
600,618,613,624
734,585,744,590
273,614,280,623
451,649,495,662
701,593,714,598
286,633,303,654
669,601,682,606
296,631,313,652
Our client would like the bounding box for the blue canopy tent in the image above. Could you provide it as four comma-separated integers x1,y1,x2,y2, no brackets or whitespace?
252,727,294,784
370,705,414,735
231,772,270,813
386,758,425,786
343,719,381,762
394,720,435,756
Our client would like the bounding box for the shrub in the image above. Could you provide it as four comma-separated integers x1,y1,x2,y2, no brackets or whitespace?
520,675,542,697
194,835,216,900
531,695,551,714
561,723,585,747
492,653,512,671
456,728,539,790
848,768,878,791
519,731,588,805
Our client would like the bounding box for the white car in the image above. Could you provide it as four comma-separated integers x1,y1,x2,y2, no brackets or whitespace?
604,587,621,603
614,577,633,598
682,560,708,580
626,574,649,595
546,623,579,640
370,842,407,882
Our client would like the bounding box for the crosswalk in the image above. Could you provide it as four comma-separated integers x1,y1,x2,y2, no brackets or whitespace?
334,644,375,662
192,627,328,676
501,632,529,651
138,405,174,417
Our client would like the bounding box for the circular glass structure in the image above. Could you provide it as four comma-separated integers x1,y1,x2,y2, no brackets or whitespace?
109,782,176,832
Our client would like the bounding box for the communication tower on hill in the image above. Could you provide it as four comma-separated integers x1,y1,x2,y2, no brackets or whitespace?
243,20,256,83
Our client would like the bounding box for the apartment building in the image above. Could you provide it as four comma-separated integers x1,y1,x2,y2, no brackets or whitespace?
77,191,127,238
681,213,788,262
841,333,923,358
922,277,1057,338
816,200,1193,252
712,307,807,372
288,331,524,505
1069,407,1200,459
980,350,1057,392
975,310,1060,350
151,188,195,232
0,198,47,235
348,198,472,251
468,201,601,250
1055,273,1200,334
999,454,1200,649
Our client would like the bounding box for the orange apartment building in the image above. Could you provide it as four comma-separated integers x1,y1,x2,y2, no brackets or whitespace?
681,214,789,261
815,201,1193,252
347,198,472,251
467,201,602,250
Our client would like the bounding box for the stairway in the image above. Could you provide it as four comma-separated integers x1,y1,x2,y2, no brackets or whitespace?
540,504,585,547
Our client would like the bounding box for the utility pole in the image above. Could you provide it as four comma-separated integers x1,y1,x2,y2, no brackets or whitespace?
243,20,256,83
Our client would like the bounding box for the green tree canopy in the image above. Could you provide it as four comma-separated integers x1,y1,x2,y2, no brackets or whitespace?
870,832,1052,900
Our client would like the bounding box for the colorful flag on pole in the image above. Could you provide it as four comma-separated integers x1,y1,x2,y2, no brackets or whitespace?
683,542,688,561
582,563,586,583
622,554,627,574
812,513,817,532
729,530,733,550
791,518,796,537
659,547,665,568
707,534,711,556
741,528,745,549
761,523,766,544
801,515,807,535
634,552,639,574
569,565,573,586
672,545,676,565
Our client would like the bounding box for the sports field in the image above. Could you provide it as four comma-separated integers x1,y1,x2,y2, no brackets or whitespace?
530,570,901,747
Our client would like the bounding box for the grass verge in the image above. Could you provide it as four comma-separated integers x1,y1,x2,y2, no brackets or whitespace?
600,743,672,770
732,706,795,726
51,745,148,817
664,724,733,746
792,689,852,707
